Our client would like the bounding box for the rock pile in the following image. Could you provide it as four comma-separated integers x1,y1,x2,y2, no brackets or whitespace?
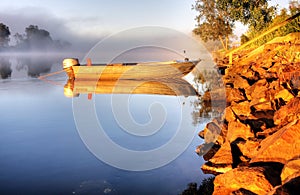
197,33,300,194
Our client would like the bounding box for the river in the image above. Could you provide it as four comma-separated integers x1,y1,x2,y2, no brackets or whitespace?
0,55,210,195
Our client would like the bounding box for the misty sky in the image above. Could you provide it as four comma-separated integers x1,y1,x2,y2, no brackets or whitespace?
0,0,291,53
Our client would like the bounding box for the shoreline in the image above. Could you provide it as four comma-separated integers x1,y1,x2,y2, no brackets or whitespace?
197,33,300,194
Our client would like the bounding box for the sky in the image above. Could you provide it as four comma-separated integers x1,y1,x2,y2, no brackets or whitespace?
0,0,292,53
0,0,196,46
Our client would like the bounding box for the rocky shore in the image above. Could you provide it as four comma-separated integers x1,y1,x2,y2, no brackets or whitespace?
196,33,300,194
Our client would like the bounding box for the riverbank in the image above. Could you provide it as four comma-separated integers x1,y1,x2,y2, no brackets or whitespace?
197,33,300,194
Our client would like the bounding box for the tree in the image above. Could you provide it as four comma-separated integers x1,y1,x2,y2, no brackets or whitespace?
13,33,25,45
193,0,275,47
24,25,53,50
193,0,233,49
0,23,10,47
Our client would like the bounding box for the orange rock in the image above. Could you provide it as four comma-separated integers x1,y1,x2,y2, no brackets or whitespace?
226,88,246,103
213,167,273,195
275,89,294,102
273,97,300,126
209,141,233,166
236,140,260,159
231,101,251,117
251,120,300,164
223,107,236,123
227,120,253,143
281,159,300,183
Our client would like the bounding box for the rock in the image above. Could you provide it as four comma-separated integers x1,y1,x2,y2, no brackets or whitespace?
203,144,221,161
251,63,267,79
281,159,300,182
227,119,253,143
256,127,278,138
226,88,246,103
231,188,258,195
251,101,273,112
195,142,216,156
209,141,233,166
223,107,236,123
245,79,268,101
274,89,294,102
202,163,233,176
251,120,300,164
199,119,226,145
233,76,250,89
213,167,274,195
269,175,300,195
236,140,260,159
231,101,251,117
273,97,300,126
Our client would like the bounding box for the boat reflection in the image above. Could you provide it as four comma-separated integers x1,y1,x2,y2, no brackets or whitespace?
64,78,198,98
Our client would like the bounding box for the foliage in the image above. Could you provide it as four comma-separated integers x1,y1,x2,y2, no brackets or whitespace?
240,34,250,44
0,23,70,52
193,0,275,44
243,1,300,48
191,69,224,125
180,176,215,195
193,0,233,42
0,23,10,47
198,176,215,195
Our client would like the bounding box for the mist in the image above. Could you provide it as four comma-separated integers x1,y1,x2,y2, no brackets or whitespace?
0,7,105,55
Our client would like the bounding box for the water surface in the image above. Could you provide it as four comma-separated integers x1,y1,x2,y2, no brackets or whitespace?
0,56,207,195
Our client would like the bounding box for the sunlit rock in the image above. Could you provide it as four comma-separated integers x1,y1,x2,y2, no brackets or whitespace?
231,101,251,117
274,89,294,102
251,120,300,164
281,159,300,183
236,140,260,159
273,97,300,126
213,167,274,195
223,107,236,123
233,76,250,89
226,88,246,103
227,120,253,143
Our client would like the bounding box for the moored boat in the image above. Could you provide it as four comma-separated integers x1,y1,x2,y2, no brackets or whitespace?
63,58,199,80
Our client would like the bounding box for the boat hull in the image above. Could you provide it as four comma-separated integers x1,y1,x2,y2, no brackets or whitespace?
66,61,197,80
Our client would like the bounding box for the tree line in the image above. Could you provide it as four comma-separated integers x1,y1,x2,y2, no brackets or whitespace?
0,23,70,52
193,0,300,50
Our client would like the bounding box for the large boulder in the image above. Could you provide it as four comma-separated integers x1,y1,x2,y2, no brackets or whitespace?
202,141,233,175
227,119,253,143
213,167,274,195
236,139,260,159
251,120,300,164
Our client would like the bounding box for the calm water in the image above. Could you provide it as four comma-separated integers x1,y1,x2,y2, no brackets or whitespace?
0,56,207,195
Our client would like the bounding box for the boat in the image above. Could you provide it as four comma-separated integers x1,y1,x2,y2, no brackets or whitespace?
64,77,199,98
63,58,199,80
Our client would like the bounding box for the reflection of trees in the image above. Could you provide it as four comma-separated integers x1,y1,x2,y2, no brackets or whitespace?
17,56,57,78
191,69,223,125
180,176,215,195
0,57,12,79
